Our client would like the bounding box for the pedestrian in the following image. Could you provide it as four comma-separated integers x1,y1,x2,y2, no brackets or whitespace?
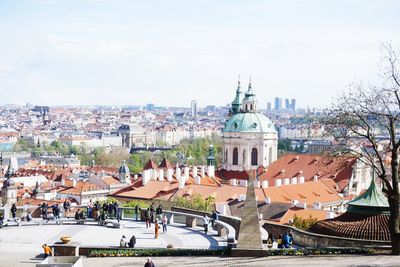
63,199,70,217
87,199,93,218
144,258,155,267
162,215,167,234
211,210,219,227
203,215,209,234
129,235,136,248
42,243,52,259
145,208,151,228
114,201,120,222
277,234,283,249
41,202,48,221
120,235,128,247
26,211,33,222
156,205,162,221
150,203,155,223
11,203,18,223
154,219,159,239
134,205,139,221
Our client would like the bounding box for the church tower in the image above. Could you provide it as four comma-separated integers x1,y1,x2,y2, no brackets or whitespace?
1,164,17,207
118,160,131,184
230,78,243,115
222,79,278,171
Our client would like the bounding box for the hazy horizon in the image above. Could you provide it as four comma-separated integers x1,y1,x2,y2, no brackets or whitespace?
0,0,399,109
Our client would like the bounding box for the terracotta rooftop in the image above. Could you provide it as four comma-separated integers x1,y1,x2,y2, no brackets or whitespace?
308,212,390,241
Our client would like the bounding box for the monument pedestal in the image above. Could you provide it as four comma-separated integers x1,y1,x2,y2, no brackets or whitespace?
52,242,81,256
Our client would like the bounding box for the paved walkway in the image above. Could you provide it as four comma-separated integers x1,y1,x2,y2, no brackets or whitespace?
0,219,225,266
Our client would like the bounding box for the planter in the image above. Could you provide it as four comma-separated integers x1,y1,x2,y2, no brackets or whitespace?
60,235,72,244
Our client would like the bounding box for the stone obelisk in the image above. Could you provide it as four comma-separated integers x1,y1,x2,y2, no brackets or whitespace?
236,171,263,249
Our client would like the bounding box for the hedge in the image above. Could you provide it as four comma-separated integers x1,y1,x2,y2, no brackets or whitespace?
88,247,375,257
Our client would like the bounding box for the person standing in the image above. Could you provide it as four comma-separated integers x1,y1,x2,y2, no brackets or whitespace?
145,208,151,228
211,210,219,227
87,199,94,218
156,205,162,221
203,215,209,234
42,244,52,259
149,203,155,223
11,203,18,223
134,205,139,221
162,215,168,234
41,202,48,221
154,219,159,239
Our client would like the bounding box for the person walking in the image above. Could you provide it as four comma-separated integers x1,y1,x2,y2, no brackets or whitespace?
11,203,18,223
149,203,155,223
203,215,209,235
162,215,168,234
144,258,155,267
42,244,52,259
154,219,159,239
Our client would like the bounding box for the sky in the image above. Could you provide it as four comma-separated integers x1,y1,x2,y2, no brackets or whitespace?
0,0,399,108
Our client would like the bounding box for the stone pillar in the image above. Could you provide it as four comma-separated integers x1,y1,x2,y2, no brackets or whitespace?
236,172,263,250
185,216,196,228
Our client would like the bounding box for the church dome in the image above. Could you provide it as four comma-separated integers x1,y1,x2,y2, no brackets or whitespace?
223,112,276,133
119,160,130,174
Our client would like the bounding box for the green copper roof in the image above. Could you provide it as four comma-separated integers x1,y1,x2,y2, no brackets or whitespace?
347,178,390,214
223,112,276,133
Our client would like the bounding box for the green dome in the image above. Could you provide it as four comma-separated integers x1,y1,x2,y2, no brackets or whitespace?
223,112,276,133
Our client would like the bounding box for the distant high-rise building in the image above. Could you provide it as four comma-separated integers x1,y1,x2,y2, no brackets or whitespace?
191,100,198,117
274,97,282,111
290,99,296,110
146,103,155,111
266,102,272,112
285,98,290,109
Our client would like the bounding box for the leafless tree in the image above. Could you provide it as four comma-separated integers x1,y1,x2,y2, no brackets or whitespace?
324,44,400,255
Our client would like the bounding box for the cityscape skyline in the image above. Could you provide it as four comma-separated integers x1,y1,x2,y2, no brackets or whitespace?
0,1,399,108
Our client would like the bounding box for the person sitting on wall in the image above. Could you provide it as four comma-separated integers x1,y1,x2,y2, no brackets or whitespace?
120,235,128,247
129,235,136,248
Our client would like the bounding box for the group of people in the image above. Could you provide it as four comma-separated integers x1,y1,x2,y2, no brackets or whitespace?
202,210,219,235
39,202,62,221
266,231,294,249
119,235,136,248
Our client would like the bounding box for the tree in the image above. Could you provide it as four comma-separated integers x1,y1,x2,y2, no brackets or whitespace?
324,44,400,254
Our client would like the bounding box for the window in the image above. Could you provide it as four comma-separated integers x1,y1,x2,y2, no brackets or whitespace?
232,147,238,165
251,148,258,166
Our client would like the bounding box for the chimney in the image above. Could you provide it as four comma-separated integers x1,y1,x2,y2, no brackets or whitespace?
292,199,299,206
176,168,181,179
158,169,164,181
313,175,318,182
184,167,190,180
261,180,269,188
254,180,260,188
142,170,151,186
194,175,201,185
72,178,77,188
207,165,215,178
200,165,205,178
275,179,282,187
134,174,138,180
291,177,298,184
239,180,248,187
283,178,290,185
264,196,271,204
61,178,65,186
238,194,246,202
299,176,305,183
192,166,198,178
230,179,237,186
296,202,307,209
167,169,173,182
313,202,322,209
178,176,186,189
